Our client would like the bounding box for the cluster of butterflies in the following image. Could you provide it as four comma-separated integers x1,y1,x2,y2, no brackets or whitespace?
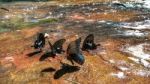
31,33,100,65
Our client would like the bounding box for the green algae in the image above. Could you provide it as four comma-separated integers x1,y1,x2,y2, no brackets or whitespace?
0,18,58,32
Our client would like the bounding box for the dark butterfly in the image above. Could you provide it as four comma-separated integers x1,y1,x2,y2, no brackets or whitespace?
82,34,100,51
49,39,66,55
32,33,46,51
39,39,66,61
67,38,85,65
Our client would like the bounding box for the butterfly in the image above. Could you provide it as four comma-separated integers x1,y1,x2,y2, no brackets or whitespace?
67,37,85,65
39,39,66,61
82,34,100,51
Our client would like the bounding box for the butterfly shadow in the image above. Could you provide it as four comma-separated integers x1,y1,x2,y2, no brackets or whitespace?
41,67,56,73
39,51,55,61
27,50,42,57
54,63,80,79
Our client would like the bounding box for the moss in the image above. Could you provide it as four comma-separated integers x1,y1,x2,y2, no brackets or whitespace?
23,18,58,28
38,18,58,24
17,18,58,29
0,18,58,32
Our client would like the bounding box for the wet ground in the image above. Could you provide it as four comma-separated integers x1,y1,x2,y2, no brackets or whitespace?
0,0,150,84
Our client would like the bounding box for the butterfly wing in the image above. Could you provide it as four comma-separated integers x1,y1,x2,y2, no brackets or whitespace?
52,39,66,54
67,38,84,65
67,37,81,54
82,34,94,50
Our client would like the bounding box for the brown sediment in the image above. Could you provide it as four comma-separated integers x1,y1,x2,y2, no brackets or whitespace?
0,27,149,84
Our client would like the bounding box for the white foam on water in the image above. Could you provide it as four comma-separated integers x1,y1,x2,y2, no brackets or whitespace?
128,57,140,63
130,0,150,9
118,66,130,71
97,20,106,23
124,43,150,68
122,30,147,37
143,0,150,8
112,0,120,3
119,20,150,30
125,43,150,60
110,72,126,79
140,59,150,68
128,57,150,68
134,70,150,77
